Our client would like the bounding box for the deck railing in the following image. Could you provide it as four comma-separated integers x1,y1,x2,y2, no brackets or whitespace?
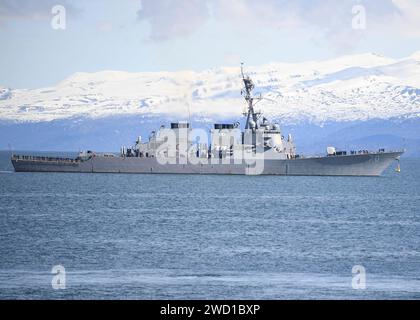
12,155,78,163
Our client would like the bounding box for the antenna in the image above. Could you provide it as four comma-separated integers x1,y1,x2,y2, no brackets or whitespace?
240,63,261,130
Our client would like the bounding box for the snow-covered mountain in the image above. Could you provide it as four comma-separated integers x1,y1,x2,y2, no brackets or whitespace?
1,52,419,156
1,52,419,123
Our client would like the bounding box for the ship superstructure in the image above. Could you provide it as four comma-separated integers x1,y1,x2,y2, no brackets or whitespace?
120,64,297,164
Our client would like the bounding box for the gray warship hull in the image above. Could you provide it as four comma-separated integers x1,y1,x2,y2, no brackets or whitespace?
10,65,405,176
11,151,403,176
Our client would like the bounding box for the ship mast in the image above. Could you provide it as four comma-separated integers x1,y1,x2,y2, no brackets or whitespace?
241,63,261,130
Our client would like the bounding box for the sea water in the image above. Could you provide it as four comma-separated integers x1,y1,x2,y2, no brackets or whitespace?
0,151,419,299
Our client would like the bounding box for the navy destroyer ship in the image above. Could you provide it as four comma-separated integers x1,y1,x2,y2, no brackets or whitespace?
11,65,403,176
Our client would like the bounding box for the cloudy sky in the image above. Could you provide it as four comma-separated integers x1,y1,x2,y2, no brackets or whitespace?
1,0,419,88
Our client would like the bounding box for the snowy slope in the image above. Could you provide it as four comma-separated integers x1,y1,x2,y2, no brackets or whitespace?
0,52,419,123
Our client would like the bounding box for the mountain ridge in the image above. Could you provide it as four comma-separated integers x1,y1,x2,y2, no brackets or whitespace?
1,51,419,123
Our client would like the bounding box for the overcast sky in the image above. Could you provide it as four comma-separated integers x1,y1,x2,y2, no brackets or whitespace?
1,0,419,88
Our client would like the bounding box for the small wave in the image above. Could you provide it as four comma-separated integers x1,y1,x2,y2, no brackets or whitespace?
0,171,13,174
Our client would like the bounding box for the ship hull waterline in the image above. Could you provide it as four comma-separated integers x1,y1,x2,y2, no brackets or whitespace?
11,151,403,176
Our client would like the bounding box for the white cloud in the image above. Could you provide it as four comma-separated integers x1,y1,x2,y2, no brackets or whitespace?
136,0,420,48
137,0,209,40
392,0,420,37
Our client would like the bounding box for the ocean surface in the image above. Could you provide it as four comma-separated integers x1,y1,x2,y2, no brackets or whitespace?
0,150,419,299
